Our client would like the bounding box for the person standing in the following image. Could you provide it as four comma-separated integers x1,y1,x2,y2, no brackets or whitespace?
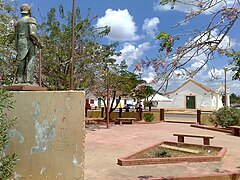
15,4,43,84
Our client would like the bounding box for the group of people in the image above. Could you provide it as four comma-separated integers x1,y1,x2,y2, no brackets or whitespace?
123,101,143,112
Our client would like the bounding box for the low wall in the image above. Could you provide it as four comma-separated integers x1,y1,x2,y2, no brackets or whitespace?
6,91,85,179
86,109,213,124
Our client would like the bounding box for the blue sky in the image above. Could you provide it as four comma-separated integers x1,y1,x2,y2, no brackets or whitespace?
16,0,240,95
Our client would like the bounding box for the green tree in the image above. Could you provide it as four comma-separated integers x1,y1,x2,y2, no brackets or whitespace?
210,107,240,127
39,6,148,118
230,93,240,104
39,6,111,90
0,0,18,85
0,88,18,179
229,51,240,80
132,83,156,100
90,59,143,117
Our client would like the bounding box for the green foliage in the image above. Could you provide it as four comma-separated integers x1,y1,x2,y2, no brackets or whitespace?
0,0,18,85
230,93,240,104
39,6,114,90
0,88,18,179
229,51,240,81
133,83,156,100
210,107,240,128
143,113,154,122
154,149,171,158
159,0,176,6
155,32,179,55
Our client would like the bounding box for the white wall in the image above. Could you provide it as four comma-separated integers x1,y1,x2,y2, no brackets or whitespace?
157,81,219,110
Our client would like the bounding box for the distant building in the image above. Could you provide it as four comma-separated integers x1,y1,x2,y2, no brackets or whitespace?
85,93,138,110
157,79,229,111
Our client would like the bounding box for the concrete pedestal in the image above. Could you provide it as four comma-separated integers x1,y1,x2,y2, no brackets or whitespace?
6,91,85,179
4,84,47,91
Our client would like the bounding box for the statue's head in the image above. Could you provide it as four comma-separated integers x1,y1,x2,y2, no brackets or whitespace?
20,4,31,15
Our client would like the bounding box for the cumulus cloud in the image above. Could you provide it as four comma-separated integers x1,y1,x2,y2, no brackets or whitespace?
142,66,156,83
142,17,160,38
96,9,139,41
153,0,235,14
115,42,151,66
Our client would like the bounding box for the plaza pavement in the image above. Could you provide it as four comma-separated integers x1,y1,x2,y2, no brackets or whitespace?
85,122,240,180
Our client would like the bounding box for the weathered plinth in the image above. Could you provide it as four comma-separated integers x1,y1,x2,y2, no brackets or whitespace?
6,91,85,179
4,84,47,91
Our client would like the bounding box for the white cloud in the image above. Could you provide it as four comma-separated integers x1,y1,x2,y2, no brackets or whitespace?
96,9,139,41
142,71,155,84
153,0,235,14
142,17,160,38
115,42,151,66
208,68,223,79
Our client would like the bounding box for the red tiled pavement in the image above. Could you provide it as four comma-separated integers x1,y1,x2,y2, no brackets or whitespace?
85,122,240,180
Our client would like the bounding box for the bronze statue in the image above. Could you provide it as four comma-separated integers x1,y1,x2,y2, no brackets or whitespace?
15,4,43,84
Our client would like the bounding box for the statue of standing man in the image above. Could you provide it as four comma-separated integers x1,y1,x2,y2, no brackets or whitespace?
15,4,43,84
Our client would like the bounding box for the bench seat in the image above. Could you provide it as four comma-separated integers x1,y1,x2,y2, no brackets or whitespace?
85,118,104,124
229,126,240,136
173,133,215,145
115,118,136,125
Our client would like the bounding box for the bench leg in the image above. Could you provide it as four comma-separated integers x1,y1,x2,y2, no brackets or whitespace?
203,138,210,145
119,120,122,125
178,136,184,143
232,128,240,136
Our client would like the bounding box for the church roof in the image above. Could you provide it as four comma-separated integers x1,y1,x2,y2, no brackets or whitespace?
165,79,217,95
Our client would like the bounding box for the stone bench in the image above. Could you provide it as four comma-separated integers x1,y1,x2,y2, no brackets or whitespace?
229,126,240,136
115,118,136,125
173,133,215,145
85,118,104,124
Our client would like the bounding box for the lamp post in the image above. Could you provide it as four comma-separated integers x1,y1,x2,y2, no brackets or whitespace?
106,83,110,128
70,0,76,90
223,67,228,107
106,64,110,129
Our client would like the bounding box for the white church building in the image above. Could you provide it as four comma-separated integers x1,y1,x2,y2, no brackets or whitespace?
157,79,230,111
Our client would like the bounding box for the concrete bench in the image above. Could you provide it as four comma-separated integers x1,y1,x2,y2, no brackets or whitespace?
173,133,215,145
115,118,136,125
229,126,240,136
85,118,104,124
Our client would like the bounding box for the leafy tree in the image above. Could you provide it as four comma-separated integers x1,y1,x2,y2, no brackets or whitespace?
230,93,240,104
0,0,18,85
132,83,156,100
210,107,240,127
90,58,143,117
229,51,240,80
39,6,111,90
141,0,240,92
0,88,18,179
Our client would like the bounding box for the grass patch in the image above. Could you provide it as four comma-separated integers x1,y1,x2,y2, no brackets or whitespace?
129,142,220,159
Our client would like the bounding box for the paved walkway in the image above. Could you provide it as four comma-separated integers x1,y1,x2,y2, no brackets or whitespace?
85,122,240,180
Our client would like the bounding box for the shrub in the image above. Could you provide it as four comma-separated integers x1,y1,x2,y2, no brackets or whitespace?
0,88,18,179
210,107,240,128
143,113,154,122
154,149,171,158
